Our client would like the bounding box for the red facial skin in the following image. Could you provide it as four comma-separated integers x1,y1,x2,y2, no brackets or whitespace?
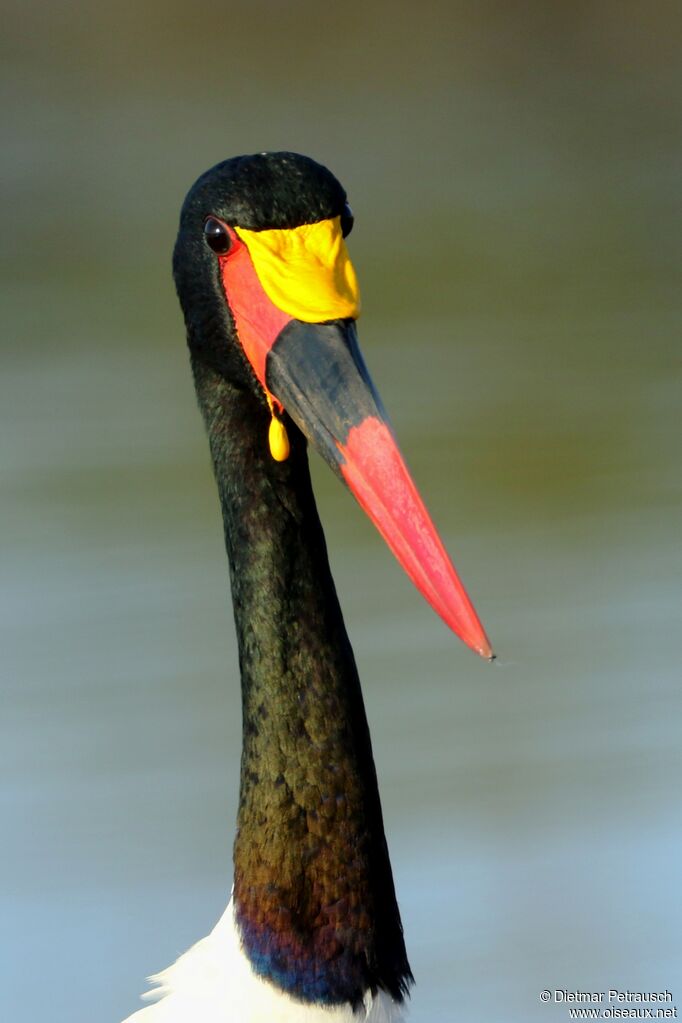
217,225,289,412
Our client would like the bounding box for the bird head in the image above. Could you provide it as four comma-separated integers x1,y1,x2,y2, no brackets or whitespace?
173,152,492,659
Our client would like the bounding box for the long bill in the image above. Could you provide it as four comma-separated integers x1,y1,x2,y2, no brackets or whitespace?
264,319,494,660
216,215,493,659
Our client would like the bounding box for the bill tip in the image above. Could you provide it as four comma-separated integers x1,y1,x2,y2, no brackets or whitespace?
472,638,495,661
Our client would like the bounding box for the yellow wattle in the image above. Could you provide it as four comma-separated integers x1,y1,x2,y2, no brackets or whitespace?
268,415,290,462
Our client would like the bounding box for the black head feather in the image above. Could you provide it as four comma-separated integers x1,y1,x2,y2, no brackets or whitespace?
172,152,348,388
179,152,347,232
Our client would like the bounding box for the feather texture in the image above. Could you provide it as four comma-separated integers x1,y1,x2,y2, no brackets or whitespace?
122,900,404,1023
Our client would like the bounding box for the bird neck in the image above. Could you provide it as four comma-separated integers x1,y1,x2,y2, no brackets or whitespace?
192,358,412,1008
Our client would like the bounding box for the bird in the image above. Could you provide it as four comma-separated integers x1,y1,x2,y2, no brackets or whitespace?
123,152,492,1023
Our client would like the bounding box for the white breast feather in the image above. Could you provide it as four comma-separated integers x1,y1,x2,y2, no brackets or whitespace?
122,900,405,1023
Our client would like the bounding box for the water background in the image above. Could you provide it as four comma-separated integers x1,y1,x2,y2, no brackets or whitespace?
2,3,681,1021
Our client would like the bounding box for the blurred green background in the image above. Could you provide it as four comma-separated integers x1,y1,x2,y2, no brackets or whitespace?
2,2,681,1021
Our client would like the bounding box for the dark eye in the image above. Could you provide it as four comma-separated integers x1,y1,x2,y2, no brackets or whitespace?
341,202,354,238
204,217,231,254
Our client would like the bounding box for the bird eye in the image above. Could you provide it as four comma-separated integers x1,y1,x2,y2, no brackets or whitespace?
204,217,231,254
341,202,354,238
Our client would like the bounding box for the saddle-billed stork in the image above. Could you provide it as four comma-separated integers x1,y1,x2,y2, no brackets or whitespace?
123,152,492,1023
